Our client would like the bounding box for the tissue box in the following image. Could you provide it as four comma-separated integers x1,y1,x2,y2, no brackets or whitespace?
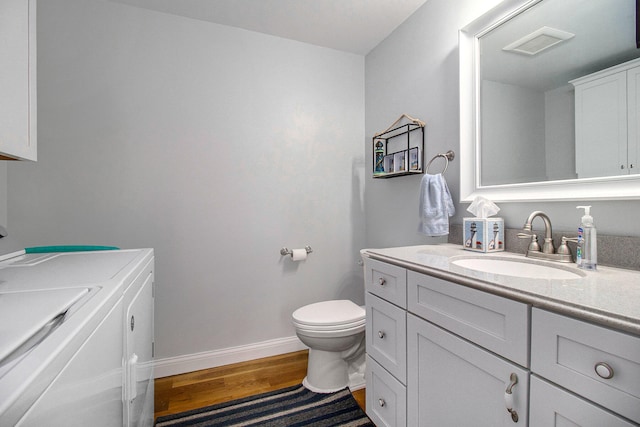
463,218,504,252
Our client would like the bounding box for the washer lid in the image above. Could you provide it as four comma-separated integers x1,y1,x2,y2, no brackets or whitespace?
0,288,89,364
292,300,365,326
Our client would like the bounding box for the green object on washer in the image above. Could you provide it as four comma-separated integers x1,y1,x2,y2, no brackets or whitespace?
24,245,120,253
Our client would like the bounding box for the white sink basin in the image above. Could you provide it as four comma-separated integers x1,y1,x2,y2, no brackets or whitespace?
450,256,584,280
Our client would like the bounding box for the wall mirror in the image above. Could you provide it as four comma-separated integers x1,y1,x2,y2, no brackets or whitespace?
460,0,640,202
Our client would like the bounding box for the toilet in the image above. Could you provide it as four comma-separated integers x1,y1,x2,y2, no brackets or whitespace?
292,300,366,393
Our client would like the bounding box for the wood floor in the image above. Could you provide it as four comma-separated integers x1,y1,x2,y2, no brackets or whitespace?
154,350,366,421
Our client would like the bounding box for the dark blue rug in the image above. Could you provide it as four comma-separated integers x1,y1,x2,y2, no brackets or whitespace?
154,384,374,427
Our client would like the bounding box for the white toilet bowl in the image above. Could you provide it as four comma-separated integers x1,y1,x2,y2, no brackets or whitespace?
292,300,366,393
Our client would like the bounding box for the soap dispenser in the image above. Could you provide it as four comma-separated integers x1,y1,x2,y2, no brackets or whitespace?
576,206,597,270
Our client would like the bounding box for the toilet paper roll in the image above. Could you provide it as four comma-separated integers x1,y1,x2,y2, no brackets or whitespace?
291,248,307,261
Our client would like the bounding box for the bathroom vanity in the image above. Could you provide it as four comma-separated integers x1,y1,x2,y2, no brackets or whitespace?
362,244,640,427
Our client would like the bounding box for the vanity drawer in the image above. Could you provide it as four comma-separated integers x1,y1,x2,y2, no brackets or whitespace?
407,270,529,367
364,258,406,308
366,355,406,427
366,293,407,384
531,308,640,424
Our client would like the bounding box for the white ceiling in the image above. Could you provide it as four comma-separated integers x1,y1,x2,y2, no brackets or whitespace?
109,0,430,55
481,0,640,91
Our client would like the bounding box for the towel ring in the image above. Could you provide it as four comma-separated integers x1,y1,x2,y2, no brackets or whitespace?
426,150,455,174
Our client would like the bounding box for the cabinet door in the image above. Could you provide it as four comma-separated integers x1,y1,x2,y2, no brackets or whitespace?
124,269,154,427
0,0,36,161
627,66,640,174
407,314,529,427
530,376,636,427
574,71,626,178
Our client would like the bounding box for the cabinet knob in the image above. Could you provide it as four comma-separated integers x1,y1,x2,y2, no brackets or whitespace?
594,362,614,379
378,398,386,407
378,277,386,286
378,331,385,339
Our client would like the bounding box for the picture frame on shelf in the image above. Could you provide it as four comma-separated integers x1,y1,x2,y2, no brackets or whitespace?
409,147,421,171
394,151,407,173
384,154,394,173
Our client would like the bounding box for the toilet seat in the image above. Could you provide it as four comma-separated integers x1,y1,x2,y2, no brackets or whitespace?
292,300,365,332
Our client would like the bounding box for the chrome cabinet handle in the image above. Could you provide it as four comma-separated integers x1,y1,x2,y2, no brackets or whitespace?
504,373,519,423
378,398,386,407
378,331,385,339
378,277,386,286
595,362,614,379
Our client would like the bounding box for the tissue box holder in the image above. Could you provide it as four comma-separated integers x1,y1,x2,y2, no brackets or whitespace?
463,218,504,252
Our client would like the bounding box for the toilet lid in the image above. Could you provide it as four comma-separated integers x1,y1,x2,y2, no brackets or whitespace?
292,300,365,327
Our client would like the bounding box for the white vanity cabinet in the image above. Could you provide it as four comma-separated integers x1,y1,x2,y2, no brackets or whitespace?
406,270,530,426
363,258,531,426
530,308,640,426
0,0,37,161
572,57,640,178
364,258,407,427
363,250,640,426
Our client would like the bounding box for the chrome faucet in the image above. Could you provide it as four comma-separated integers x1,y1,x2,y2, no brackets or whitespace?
523,211,554,254
519,211,573,263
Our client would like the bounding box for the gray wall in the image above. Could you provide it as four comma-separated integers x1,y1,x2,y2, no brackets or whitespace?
365,0,502,248
3,0,366,361
545,84,576,181
480,80,576,185
365,0,640,249
482,80,546,185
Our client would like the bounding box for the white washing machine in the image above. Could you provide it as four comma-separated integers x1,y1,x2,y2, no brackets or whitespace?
0,248,154,426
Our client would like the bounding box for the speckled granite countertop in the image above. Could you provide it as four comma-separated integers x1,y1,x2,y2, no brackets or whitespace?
361,244,640,336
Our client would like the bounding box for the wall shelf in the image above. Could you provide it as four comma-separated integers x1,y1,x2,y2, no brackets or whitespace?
373,121,425,179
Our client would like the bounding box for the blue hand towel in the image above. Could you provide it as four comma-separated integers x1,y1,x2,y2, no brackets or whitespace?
418,173,455,236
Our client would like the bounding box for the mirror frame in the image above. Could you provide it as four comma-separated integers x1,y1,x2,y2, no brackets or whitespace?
459,0,640,202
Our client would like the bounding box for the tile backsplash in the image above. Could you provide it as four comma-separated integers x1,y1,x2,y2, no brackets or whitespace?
449,224,640,271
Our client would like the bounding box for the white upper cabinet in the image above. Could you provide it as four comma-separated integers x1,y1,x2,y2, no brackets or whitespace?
0,0,36,161
572,58,640,178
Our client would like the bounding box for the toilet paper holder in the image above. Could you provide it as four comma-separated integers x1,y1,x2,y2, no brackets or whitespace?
280,246,313,256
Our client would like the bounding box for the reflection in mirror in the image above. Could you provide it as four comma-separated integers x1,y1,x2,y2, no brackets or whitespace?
460,0,640,202
480,0,639,185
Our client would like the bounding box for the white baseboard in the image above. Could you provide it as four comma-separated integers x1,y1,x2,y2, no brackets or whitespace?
153,336,308,379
